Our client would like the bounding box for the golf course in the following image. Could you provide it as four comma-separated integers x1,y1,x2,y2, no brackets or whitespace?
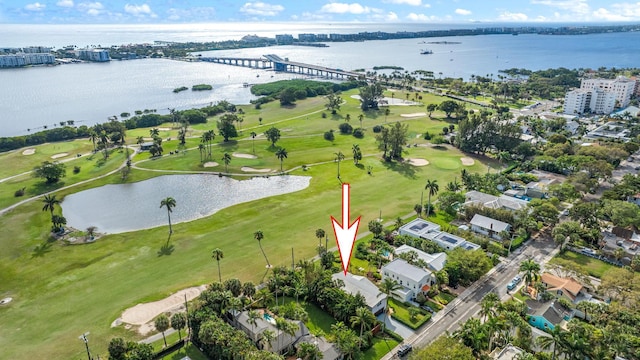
0,87,489,359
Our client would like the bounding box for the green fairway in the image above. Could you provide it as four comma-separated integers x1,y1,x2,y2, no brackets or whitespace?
0,89,487,360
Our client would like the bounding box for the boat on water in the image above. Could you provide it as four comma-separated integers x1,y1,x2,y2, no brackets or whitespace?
420,49,433,55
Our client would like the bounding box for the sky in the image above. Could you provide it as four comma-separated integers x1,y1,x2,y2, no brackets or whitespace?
1,0,640,24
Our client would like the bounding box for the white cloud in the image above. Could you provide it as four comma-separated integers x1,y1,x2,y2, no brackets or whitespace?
385,11,399,21
320,3,374,14
167,7,216,21
423,3,431,8
382,0,422,6
455,8,472,15
497,11,528,21
371,11,399,21
239,2,285,17
531,0,590,16
87,8,101,15
124,3,153,16
77,2,103,10
406,12,438,21
25,2,46,11
593,2,640,20
56,0,74,7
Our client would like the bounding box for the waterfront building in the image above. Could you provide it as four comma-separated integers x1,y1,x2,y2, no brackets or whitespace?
22,46,52,53
275,34,294,45
563,89,591,115
297,33,317,42
589,89,617,114
0,52,55,67
581,77,637,107
76,48,110,62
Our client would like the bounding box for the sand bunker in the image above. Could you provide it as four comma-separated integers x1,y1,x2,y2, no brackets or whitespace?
51,153,68,159
233,153,257,159
22,148,36,155
241,166,273,173
401,112,427,118
407,158,430,166
119,286,206,327
350,95,420,106
203,162,218,167
461,157,475,166
157,127,172,131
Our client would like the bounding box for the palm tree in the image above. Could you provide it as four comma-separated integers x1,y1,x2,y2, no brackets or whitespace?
247,309,260,337
379,278,401,332
150,128,160,137
222,152,232,173
154,314,170,347
170,313,186,340
99,131,110,159
358,113,364,129
384,108,390,123
261,329,275,352
480,292,500,321
424,179,439,218
345,114,351,123
297,342,322,360
198,143,205,163
160,197,176,235
536,326,567,360
250,131,257,154
519,259,541,286
351,144,361,165
334,151,345,178
211,248,224,283
446,178,461,192
315,228,325,249
275,147,288,172
89,130,98,152
254,230,271,268
350,306,375,343
42,194,60,219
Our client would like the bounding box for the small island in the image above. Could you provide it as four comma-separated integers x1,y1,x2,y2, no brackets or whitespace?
373,65,404,70
191,84,213,91
173,86,188,93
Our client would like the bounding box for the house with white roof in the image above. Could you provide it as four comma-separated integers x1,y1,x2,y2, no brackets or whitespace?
399,218,481,251
235,311,310,355
381,258,435,302
332,272,387,315
464,190,529,212
394,244,447,272
470,214,511,240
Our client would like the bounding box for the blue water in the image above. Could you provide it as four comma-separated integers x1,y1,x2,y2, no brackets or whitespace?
1,23,639,137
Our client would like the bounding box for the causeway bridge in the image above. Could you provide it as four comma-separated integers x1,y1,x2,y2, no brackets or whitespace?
199,54,362,80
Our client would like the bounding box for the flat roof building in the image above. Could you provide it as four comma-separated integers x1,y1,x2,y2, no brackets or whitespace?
399,218,481,251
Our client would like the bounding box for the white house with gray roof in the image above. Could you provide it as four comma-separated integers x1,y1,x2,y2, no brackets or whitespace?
332,272,387,315
470,214,511,240
464,190,529,212
399,218,481,251
381,259,435,302
394,244,447,272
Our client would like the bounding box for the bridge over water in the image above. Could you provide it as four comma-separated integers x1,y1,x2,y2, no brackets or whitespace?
199,54,362,80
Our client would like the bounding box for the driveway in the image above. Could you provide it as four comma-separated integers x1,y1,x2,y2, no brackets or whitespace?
377,313,415,339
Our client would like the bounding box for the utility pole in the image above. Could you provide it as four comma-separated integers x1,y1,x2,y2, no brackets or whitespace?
79,332,92,360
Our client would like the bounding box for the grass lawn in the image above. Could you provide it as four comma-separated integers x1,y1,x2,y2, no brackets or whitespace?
363,335,400,360
281,297,336,336
433,291,456,305
160,343,208,360
0,90,487,360
549,251,616,278
150,331,186,352
388,298,430,329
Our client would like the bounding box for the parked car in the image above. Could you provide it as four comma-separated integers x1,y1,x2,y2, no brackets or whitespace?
507,281,516,291
513,275,522,284
420,305,435,313
397,344,413,357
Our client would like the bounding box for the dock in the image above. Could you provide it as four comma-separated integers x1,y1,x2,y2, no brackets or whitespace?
199,54,362,80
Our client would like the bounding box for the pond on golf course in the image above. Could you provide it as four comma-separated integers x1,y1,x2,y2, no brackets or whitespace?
62,174,311,234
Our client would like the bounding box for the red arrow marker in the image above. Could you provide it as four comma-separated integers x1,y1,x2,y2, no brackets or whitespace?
331,183,361,275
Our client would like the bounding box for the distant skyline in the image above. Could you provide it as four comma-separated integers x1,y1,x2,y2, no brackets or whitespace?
1,0,640,24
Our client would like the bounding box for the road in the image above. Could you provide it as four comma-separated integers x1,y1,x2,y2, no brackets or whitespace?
381,237,559,359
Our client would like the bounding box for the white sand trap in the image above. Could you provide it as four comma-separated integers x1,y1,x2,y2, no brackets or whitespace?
22,148,35,155
351,95,421,106
157,127,172,131
241,166,273,173
407,158,430,166
51,153,68,159
401,112,427,118
120,286,206,327
461,157,475,166
203,161,218,167
233,153,257,159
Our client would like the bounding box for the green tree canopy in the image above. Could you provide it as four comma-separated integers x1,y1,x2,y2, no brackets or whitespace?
33,161,66,184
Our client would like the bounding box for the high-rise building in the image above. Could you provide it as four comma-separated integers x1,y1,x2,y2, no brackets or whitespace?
563,89,591,115
589,89,617,114
581,77,637,107
0,53,55,67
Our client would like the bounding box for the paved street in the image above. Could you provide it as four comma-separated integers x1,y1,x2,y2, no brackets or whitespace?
381,237,558,359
